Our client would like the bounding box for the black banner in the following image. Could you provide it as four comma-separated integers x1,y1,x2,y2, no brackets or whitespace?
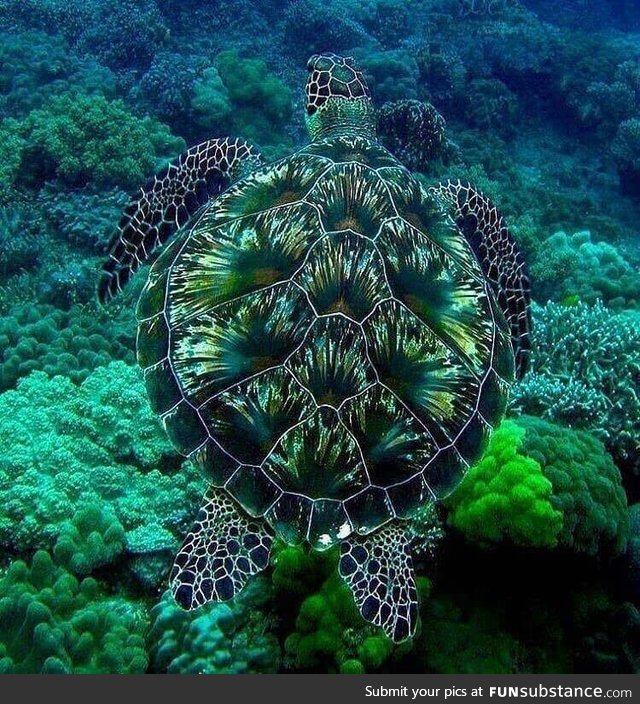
0,674,637,704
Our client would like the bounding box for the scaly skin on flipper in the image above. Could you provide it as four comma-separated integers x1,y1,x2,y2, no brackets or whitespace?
340,524,418,642
171,487,273,609
431,181,532,378
98,137,262,304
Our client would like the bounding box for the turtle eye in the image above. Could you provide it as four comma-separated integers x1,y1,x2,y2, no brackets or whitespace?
307,105,317,116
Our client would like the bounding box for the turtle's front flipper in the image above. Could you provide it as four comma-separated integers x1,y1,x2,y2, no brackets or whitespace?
431,180,532,378
340,524,418,642
170,487,273,609
98,137,262,304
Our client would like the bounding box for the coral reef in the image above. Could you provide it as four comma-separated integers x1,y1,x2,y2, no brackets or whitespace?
0,303,135,391
613,119,640,199
0,0,638,675
511,302,640,474
448,420,563,549
1,93,184,189
149,578,280,673
277,545,411,673
530,231,640,308
0,362,203,558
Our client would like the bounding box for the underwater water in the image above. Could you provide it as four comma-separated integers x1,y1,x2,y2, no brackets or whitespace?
0,0,638,675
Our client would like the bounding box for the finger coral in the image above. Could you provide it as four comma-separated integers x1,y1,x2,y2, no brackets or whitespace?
0,550,148,674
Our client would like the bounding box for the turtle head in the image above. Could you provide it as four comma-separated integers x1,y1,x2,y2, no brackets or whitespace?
305,54,376,141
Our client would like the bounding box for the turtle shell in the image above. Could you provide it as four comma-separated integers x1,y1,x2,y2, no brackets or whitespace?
136,134,515,550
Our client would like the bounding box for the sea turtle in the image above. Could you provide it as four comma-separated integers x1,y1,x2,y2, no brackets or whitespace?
99,54,530,642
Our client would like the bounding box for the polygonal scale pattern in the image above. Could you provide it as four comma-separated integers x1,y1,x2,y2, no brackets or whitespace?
305,162,396,238
293,231,392,321
136,138,514,547
285,316,376,407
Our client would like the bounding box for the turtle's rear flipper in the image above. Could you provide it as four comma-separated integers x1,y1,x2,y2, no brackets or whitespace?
431,180,532,378
339,524,418,642
170,487,272,609
98,137,262,304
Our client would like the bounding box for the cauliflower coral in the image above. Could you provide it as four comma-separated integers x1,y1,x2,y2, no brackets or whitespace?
0,362,204,558
448,417,628,557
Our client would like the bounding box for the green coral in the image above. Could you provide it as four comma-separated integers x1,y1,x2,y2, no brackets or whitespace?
191,67,232,128
449,417,629,557
148,578,280,674
517,416,628,557
0,362,203,560
0,92,184,189
280,546,411,673
192,51,293,156
448,420,562,548
0,302,135,391
53,506,125,576
0,550,148,674
285,571,393,673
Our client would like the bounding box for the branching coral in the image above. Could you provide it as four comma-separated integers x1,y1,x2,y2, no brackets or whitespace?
285,570,399,673
191,67,233,130
76,0,168,72
38,185,129,253
137,52,207,129
1,93,184,189
190,51,293,154
0,30,116,119
511,302,640,474
0,201,44,277
283,0,373,62
464,78,518,133
358,0,415,48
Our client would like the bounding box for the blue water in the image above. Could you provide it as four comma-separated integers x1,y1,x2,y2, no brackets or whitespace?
0,0,638,675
